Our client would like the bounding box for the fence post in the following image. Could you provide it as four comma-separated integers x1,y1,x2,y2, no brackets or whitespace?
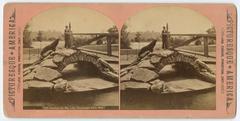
107,34,112,56
126,49,128,61
28,47,30,63
204,37,209,57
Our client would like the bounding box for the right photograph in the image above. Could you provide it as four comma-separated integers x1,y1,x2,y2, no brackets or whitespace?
120,6,216,110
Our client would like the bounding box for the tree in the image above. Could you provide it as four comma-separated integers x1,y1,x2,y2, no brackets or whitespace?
206,26,216,44
134,32,141,42
108,25,118,44
108,25,118,33
120,24,131,49
37,31,43,42
206,26,216,34
23,24,32,48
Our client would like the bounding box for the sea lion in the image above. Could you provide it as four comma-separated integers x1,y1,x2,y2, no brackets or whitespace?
138,39,157,57
40,39,59,57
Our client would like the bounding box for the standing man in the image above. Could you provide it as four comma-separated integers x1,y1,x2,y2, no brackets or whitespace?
64,25,71,48
64,25,69,48
161,26,168,49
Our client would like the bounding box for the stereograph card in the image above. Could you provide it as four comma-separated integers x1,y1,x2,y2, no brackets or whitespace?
3,3,237,118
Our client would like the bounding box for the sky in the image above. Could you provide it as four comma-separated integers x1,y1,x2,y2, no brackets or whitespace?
125,6,214,34
27,7,115,33
27,6,213,34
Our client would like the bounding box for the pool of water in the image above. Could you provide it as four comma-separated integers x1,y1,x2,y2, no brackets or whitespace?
121,89,215,110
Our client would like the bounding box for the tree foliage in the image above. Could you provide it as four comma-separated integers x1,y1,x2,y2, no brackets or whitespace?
23,24,32,48
120,24,131,49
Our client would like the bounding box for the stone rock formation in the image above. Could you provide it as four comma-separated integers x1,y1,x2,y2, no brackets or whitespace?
120,49,216,94
23,47,118,93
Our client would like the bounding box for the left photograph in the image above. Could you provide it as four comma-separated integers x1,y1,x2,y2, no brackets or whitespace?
23,7,119,110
